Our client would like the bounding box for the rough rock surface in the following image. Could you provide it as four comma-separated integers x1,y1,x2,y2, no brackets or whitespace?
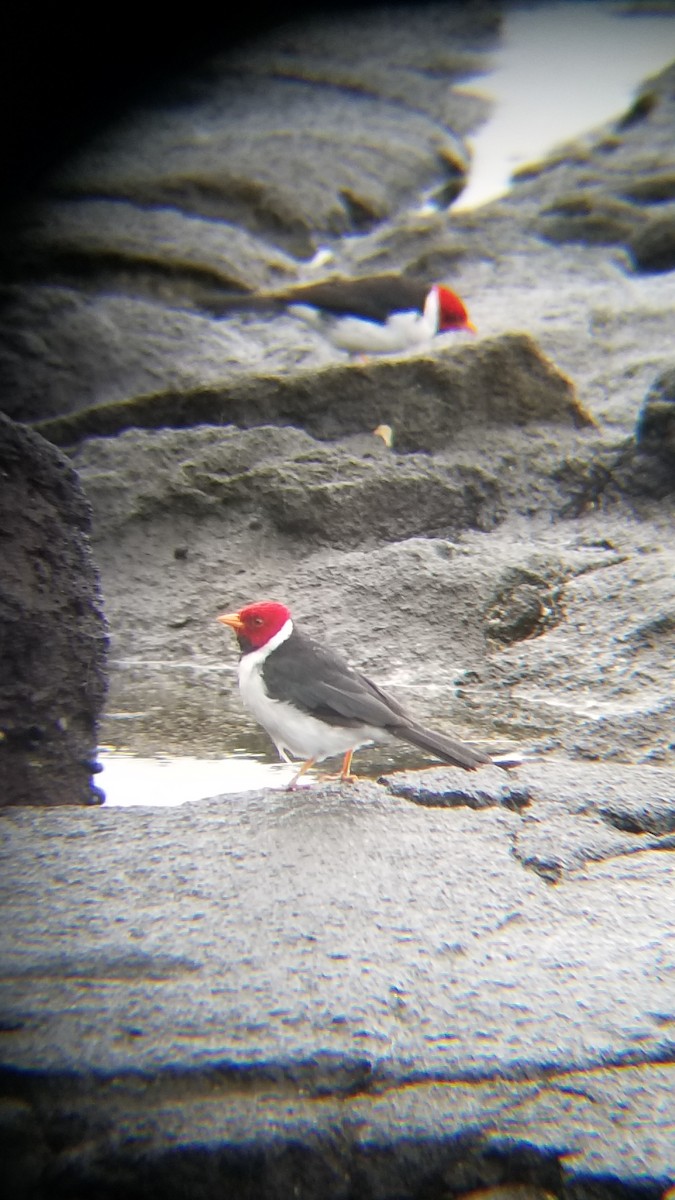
1,761,674,1196
0,414,107,806
1,3,675,1196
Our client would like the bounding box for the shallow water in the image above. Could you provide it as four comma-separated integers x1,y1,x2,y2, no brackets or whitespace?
99,751,295,806
99,743,439,806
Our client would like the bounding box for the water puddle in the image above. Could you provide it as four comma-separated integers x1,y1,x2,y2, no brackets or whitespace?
98,742,436,806
99,751,296,806
454,1,675,211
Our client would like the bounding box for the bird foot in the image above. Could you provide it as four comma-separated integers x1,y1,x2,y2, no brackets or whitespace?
284,771,356,790
317,770,359,784
285,758,317,790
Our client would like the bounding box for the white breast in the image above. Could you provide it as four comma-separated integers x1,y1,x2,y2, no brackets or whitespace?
237,620,379,765
330,310,434,354
288,304,434,354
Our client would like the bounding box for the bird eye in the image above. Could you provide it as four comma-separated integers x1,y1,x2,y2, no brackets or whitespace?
252,616,264,626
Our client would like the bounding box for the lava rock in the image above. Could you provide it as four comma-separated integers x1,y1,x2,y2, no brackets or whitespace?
0,413,108,805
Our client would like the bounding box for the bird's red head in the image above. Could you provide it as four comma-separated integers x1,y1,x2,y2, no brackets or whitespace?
218,600,292,651
435,285,476,334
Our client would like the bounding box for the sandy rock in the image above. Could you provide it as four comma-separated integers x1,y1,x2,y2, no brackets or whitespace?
30,332,591,445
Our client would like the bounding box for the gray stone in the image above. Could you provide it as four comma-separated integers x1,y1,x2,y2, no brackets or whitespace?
0,763,674,1193
46,6,494,256
637,367,675,456
535,192,647,246
0,198,299,300
0,285,330,424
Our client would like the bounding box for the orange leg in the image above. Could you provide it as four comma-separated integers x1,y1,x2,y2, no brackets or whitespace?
287,758,316,790
340,749,356,780
291,751,360,789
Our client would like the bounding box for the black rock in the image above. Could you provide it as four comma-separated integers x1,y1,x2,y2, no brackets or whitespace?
0,413,108,805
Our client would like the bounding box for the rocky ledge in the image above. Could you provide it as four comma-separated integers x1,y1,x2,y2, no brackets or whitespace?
2,758,675,1197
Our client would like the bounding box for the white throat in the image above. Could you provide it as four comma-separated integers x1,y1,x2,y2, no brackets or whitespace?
422,285,440,334
235,616,377,765
240,618,294,674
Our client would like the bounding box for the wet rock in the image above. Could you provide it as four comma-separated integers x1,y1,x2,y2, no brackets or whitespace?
383,759,675,879
2,10,675,1195
381,766,532,811
0,414,107,805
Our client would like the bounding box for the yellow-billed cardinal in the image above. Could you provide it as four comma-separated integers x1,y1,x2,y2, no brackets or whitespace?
217,272,475,355
218,600,511,788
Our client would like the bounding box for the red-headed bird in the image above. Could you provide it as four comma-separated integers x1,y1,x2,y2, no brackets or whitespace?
218,600,515,788
214,272,475,355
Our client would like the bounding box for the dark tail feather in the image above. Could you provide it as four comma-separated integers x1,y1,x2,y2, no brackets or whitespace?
391,720,495,772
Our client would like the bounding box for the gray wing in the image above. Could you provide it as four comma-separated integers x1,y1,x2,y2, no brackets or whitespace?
261,630,411,729
273,274,428,323
204,274,428,322
262,629,495,771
